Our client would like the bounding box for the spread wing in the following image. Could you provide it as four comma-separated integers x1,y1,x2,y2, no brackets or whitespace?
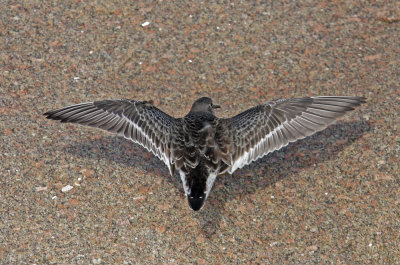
226,96,366,173
44,99,182,175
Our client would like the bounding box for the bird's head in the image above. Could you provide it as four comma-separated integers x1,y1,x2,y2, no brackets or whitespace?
190,97,220,114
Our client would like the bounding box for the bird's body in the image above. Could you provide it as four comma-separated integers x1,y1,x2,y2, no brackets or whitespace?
44,96,365,211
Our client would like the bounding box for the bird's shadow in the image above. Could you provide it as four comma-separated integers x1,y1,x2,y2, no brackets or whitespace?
197,120,370,237
65,120,370,237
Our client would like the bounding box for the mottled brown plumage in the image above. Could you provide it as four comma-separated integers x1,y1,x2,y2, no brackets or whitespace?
44,96,365,211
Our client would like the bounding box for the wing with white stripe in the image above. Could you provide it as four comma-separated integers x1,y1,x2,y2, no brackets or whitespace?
227,96,366,173
44,99,182,175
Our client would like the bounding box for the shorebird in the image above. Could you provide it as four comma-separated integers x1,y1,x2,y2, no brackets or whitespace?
44,96,365,211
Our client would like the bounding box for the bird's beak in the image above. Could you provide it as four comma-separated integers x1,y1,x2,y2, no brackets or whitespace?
212,104,221,109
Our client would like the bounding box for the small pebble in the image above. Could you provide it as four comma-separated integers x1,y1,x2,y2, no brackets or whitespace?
61,185,73,193
141,21,150,27
35,186,47,192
